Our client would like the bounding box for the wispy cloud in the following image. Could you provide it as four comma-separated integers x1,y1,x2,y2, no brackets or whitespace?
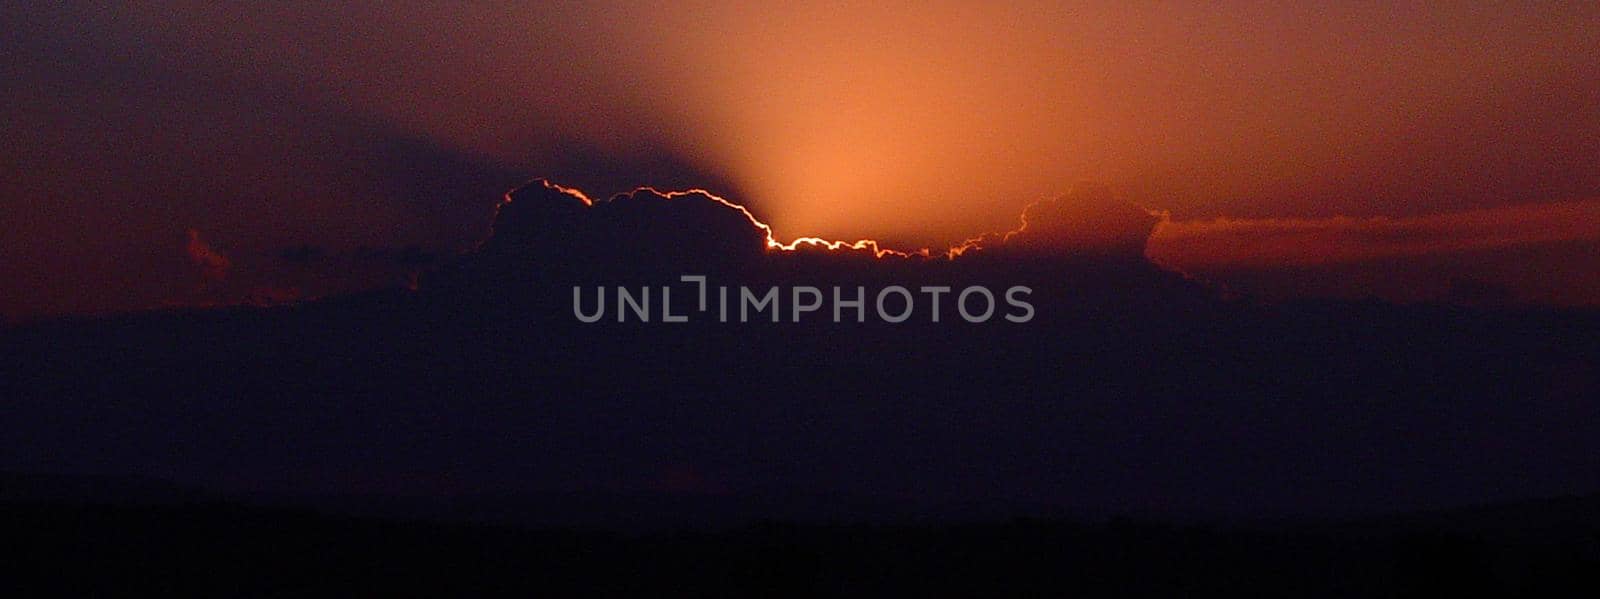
1149,200,1600,268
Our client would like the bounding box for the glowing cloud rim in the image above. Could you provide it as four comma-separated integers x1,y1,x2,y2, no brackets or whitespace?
510,179,1060,260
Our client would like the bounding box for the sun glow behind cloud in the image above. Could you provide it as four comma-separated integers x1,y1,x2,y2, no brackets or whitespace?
88,2,1598,246
584,2,1600,248
5,3,1600,316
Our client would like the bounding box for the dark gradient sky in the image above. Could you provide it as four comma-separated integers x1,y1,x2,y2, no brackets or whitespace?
4,2,1600,317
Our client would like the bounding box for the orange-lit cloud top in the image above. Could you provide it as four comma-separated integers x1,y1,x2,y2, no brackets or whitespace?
499,179,1600,308
507,180,1160,261
648,188,921,259
508,180,918,258
510,178,1600,274
1148,200,1600,269
1147,199,1600,306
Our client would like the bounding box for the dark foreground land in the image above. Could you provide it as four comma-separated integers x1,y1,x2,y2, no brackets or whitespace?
5,185,1600,596
4,484,1598,597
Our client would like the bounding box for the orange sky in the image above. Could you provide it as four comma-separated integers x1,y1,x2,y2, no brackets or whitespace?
3,3,1599,316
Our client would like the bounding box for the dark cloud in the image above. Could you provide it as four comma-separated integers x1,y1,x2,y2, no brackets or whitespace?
276,245,327,266
5,175,1598,520
426,178,1178,325
472,179,1161,267
474,181,770,271
1446,278,1516,307
1148,200,1600,306
183,229,231,283
949,183,1161,259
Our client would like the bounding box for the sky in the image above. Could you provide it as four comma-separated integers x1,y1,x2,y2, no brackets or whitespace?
4,2,1600,317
